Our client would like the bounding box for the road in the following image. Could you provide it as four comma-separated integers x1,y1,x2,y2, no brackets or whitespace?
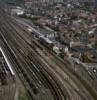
0,6,97,100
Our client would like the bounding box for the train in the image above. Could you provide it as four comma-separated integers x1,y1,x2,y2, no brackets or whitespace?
28,26,61,54
28,26,54,48
39,36,54,48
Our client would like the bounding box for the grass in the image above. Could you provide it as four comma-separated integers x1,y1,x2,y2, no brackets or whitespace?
18,82,28,100
18,95,28,100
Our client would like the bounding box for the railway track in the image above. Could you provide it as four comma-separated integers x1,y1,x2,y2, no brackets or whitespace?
7,14,97,99
0,7,97,100
0,9,69,100
0,12,83,99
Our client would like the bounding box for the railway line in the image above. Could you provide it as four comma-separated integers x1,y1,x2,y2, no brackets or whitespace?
0,12,79,100
0,40,16,100
7,14,97,99
0,8,69,100
0,7,97,100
